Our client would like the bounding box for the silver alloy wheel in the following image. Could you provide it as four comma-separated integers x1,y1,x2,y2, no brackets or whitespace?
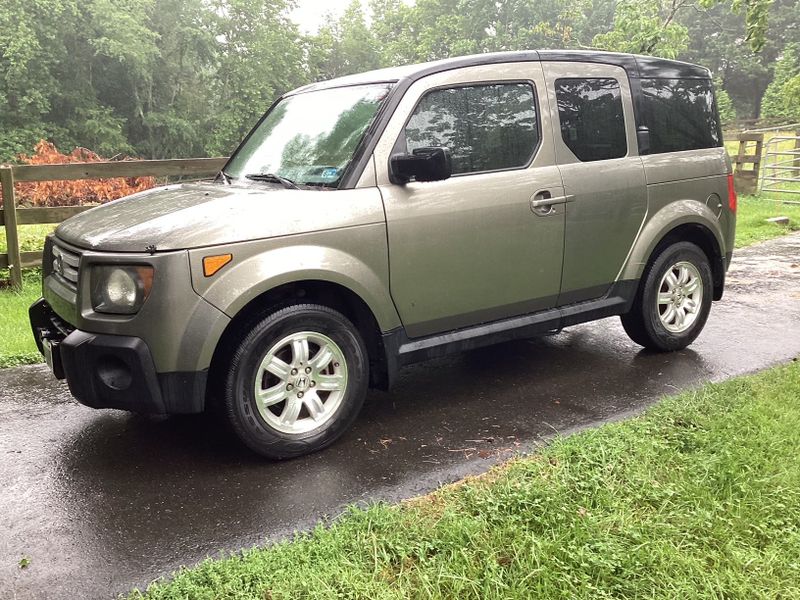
656,261,704,334
253,331,348,435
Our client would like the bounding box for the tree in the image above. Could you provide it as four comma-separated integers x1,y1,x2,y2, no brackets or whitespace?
592,0,690,58
0,0,78,159
369,0,597,65
680,0,799,118
593,0,774,58
715,82,737,125
760,44,800,121
206,0,307,156
307,0,381,80
0,0,793,162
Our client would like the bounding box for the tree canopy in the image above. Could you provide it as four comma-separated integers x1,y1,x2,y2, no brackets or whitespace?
0,0,795,162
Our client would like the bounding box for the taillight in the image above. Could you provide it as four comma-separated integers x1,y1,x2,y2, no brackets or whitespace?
727,173,737,213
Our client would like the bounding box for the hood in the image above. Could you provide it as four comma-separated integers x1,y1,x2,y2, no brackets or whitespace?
55,182,385,252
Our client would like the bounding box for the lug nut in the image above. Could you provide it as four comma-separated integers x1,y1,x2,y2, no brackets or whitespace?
305,366,312,374
287,384,294,391
291,368,298,375
310,381,316,388
297,391,304,398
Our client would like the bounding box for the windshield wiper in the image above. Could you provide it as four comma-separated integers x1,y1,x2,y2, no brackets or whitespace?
244,173,299,189
216,169,232,184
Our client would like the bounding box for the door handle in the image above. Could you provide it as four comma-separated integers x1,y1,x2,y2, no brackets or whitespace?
530,195,574,208
530,192,574,216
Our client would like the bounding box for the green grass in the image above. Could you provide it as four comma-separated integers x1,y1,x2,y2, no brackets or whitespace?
0,224,54,367
735,195,800,248
128,362,800,599
0,270,44,368
0,223,56,254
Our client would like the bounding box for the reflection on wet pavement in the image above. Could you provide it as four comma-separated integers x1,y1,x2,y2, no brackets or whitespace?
2,233,799,599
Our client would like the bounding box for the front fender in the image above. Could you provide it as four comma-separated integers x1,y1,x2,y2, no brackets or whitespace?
188,224,401,332
620,199,726,282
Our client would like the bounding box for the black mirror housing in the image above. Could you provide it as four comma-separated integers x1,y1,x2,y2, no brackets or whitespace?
390,146,453,184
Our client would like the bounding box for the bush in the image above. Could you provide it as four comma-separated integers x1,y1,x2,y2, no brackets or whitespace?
3,140,156,208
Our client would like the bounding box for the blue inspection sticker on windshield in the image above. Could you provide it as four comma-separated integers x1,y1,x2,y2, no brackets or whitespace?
321,167,340,181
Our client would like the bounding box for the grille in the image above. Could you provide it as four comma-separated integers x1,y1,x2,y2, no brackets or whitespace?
49,307,75,337
51,241,81,289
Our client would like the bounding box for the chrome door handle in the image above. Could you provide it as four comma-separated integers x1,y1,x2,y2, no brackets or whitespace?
530,195,574,208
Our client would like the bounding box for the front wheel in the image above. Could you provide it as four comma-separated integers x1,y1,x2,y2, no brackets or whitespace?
223,304,369,459
621,241,713,352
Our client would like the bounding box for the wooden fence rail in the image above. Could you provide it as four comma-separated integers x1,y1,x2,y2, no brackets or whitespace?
1,157,227,289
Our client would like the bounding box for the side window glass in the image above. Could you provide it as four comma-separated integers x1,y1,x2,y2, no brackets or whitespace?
403,82,539,175
555,78,627,162
641,78,722,153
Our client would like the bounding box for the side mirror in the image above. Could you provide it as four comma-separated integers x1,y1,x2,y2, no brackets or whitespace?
636,125,651,155
390,146,453,184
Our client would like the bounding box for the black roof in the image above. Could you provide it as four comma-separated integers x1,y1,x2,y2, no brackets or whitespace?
291,50,711,95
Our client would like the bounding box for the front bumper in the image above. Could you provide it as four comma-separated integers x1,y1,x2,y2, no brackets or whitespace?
30,299,206,414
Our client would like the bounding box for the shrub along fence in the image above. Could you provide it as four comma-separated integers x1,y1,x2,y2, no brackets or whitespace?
0,158,226,290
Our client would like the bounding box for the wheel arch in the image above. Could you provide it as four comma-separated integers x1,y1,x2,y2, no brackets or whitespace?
621,202,727,300
208,279,394,395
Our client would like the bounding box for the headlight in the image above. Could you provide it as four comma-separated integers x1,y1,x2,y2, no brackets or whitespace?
91,265,154,314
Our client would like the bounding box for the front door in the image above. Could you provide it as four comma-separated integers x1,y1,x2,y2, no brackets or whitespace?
542,62,648,305
373,62,566,338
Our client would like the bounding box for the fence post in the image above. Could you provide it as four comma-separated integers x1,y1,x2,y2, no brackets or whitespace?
733,132,763,196
0,166,22,290
795,130,800,169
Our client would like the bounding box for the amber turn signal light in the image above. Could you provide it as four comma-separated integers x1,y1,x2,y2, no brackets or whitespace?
203,254,232,277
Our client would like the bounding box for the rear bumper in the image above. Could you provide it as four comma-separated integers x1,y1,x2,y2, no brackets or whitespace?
29,298,206,414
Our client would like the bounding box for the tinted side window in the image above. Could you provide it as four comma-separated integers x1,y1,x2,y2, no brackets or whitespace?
641,78,721,153
555,78,627,162
404,82,539,175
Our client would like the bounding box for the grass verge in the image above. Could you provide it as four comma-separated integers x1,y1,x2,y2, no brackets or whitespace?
736,195,800,248
129,362,800,599
0,270,44,368
0,224,54,367
0,224,53,367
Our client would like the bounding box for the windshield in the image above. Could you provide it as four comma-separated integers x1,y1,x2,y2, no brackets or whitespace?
225,84,393,188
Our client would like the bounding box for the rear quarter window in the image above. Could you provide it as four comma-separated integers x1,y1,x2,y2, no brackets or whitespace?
555,78,627,162
641,78,722,154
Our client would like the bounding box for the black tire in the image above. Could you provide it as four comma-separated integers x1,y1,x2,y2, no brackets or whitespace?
223,303,368,459
621,241,713,352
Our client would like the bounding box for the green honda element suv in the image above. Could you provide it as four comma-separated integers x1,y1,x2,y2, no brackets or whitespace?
30,50,736,458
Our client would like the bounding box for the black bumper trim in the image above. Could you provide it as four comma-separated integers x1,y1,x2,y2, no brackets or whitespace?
61,330,168,413
29,298,207,414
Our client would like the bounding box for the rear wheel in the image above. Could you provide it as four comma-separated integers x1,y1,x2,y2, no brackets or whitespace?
223,303,368,459
621,241,713,351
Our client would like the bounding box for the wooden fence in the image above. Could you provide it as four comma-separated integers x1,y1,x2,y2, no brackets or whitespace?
732,132,764,196
0,157,226,290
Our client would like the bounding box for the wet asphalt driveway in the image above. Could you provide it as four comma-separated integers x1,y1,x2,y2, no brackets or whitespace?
3,232,800,599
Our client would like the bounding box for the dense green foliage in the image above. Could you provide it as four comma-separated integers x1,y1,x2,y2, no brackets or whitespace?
761,43,800,122
0,0,796,162
0,0,304,160
127,362,800,598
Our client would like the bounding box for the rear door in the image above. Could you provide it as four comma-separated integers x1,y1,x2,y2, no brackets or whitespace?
542,62,647,305
373,62,566,338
